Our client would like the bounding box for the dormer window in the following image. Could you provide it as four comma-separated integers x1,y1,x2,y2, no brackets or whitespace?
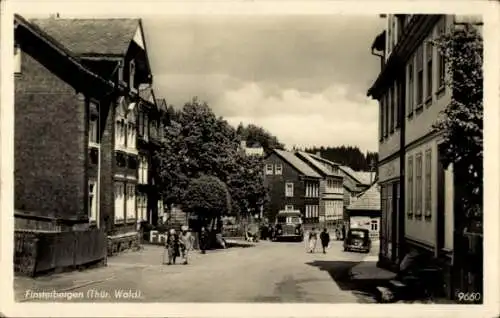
129,60,136,91
14,44,21,74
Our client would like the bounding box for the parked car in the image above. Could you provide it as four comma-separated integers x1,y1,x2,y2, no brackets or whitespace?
343,228,371,253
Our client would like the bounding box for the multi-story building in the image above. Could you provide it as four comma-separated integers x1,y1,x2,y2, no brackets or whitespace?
295,152,344,228
30,16,156,253
367,14,482,298
14,15,117,233
263,150,322,226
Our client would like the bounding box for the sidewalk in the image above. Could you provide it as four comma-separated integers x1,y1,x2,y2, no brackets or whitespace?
349,255,396,281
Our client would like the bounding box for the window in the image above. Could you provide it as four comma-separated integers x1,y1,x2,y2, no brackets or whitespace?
371,219,379,231
126,184,136,221
425,37,433,101
285,205,294,211
285,182,294,197
115,119,126,149
139,155,148,184
436,17,446,90
384,93,389,137
88,180,97,222
14,44,21,74
114,182,125,223
407,60,414,116
407,156,414,218
89,102,100,145
424,149,432,219
138,112,149,141
415,153,423,217
127,122,136,149
416,45,424,107
265,164,274,175
137,193,147,221
129,60,136,91
275,164,283,175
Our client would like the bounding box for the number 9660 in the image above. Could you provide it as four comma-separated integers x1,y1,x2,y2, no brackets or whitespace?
457,292,481,302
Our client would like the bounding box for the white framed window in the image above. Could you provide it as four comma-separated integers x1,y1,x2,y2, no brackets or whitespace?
415,153,423,217
127,122,136,149
416,44,424,107
115,119,126,149
275,164,283,175
137,193,147,221
88,180,97,222
425,36,433,102
129,60,136,91
126,184,136,221
114,182,125,223
14,44,21,74
89,101,100,146
285,205,294,211
138,155,148,184
436,17,446,90
407,156,414,218
265,164,274,175
285,182,294,197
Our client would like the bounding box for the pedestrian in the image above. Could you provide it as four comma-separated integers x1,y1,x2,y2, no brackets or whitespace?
308,227,318,253
179,225,194,265
341,224,346,241
320,228,330,254
164,228,180,265
199,226,208,254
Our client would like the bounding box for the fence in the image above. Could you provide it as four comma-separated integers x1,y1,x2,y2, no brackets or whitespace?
14,229,107,277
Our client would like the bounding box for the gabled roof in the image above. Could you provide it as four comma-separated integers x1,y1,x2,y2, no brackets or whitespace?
296,151,338,177
339,165,375,186
31,18,140,56
273,150,321,179
347,183,381,211
14,14,115,93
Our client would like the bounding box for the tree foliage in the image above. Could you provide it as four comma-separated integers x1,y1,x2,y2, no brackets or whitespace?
153,97,269,225
226,151,269,219
431,23,483,217
236,123,285,153
303,145,378,171
183,175,231,230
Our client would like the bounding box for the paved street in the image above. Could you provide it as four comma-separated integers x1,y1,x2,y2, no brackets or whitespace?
15,240,380,303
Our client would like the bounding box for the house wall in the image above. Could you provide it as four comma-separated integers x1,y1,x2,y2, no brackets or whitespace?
402,15,453,252
15,48,88,227
263,153,306,222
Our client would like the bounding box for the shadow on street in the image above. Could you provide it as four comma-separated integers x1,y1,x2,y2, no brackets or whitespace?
305,260,387,303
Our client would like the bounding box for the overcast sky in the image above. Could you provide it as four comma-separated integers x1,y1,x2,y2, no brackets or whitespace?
14,3,385,152
142,15,384,152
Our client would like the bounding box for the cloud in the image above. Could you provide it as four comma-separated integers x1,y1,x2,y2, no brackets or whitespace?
218,82,379,152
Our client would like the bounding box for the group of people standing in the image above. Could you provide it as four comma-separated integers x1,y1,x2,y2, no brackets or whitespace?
163,225,210,265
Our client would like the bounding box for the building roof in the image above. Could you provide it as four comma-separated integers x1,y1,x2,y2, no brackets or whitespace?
339,165,375,186
31,18,140,56
244,147,265,157
14,14,115,92
296,151,337,177
273,149,321,178
347,183,381,211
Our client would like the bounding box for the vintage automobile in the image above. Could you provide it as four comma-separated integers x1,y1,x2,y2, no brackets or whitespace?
343,228,371,253
273,210,303,242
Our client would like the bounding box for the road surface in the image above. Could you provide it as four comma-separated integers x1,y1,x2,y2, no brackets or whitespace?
15,240,379,303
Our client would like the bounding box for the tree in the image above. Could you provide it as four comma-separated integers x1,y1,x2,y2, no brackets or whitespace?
183,175,231,231
226,151,269,221
237,123,285,153
431,22,483,219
